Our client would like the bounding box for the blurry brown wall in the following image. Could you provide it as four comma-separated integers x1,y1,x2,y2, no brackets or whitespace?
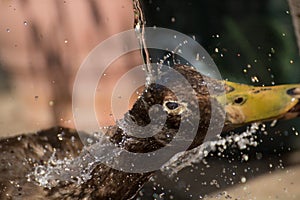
0,0,142,136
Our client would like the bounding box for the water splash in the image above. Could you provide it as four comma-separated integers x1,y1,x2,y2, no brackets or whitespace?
28,149,96,188
161,123,261,176
29,123,262,188
28,130,114,188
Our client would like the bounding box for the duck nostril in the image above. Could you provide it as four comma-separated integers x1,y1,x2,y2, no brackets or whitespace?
287,87,300,97
287,88,296,95
233,97,245,105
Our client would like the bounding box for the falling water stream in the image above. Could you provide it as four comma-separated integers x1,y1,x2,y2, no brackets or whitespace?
133,0,155,85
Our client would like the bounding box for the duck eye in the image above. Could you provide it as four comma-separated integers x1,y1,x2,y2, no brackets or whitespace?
234,97,245,105
165,102,179,110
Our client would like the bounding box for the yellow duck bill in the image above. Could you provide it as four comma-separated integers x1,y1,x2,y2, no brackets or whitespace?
223,81,300,126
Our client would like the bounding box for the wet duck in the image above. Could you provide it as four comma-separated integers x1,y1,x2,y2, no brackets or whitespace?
0,65,299,200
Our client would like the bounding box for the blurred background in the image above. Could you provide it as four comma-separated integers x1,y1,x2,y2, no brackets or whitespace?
0,0,300,199
0,0,143,135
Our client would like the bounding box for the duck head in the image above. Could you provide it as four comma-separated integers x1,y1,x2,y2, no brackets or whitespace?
124,65,300,150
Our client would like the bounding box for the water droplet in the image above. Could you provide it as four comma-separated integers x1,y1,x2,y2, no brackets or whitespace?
251,76,259,83
34,166,47,183
290,60,294,64
196,53,200,61
256,152,263,160
242,154,249,161
292,127,299,136
159,193,165,198
6,28,10,33
241,176,247,183
57,133,64,141
64,39,68,44
171,17,175,23
87,138,93,144
49,101,54,106
270,120,277,127
271,48,275,54
23,21,28,26
71,136,75,143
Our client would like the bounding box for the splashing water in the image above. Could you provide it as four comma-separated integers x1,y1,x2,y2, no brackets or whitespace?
28,149,96,188
29,123,261,188
28,129,122,188
161,123,261,176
